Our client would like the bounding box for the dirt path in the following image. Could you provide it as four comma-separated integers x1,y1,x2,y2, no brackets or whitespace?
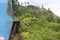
10,34,23,40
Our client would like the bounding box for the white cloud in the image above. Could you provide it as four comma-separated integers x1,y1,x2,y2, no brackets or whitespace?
18,0,29,4
42,0,60,17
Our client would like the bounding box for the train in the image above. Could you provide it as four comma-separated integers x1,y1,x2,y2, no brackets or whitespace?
0,0,20,40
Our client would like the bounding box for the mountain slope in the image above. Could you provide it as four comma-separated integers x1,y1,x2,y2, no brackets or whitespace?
12,0,60,39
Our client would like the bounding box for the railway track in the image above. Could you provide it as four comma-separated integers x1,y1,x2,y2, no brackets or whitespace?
9,21,23,40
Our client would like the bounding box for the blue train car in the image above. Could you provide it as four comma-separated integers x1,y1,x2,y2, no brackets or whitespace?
0,0,16,40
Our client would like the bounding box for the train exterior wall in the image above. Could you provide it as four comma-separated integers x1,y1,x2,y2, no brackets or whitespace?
0,0,14,40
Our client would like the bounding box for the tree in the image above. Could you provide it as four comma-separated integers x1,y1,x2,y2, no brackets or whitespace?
42,5,44,8
21,3,23,5
25,2,26,5
12,0,19,14
24,2,29,5
27,2,29,4
48,8,52,13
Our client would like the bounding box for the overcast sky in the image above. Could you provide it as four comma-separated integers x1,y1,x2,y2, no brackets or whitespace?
18,0,60,17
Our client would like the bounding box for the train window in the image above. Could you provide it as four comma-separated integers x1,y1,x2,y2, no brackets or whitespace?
7,0,13,18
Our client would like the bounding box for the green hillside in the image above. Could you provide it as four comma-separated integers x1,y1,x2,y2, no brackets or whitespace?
12,0,60,40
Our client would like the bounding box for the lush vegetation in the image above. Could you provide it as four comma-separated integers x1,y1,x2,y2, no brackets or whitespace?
13,0,60,40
